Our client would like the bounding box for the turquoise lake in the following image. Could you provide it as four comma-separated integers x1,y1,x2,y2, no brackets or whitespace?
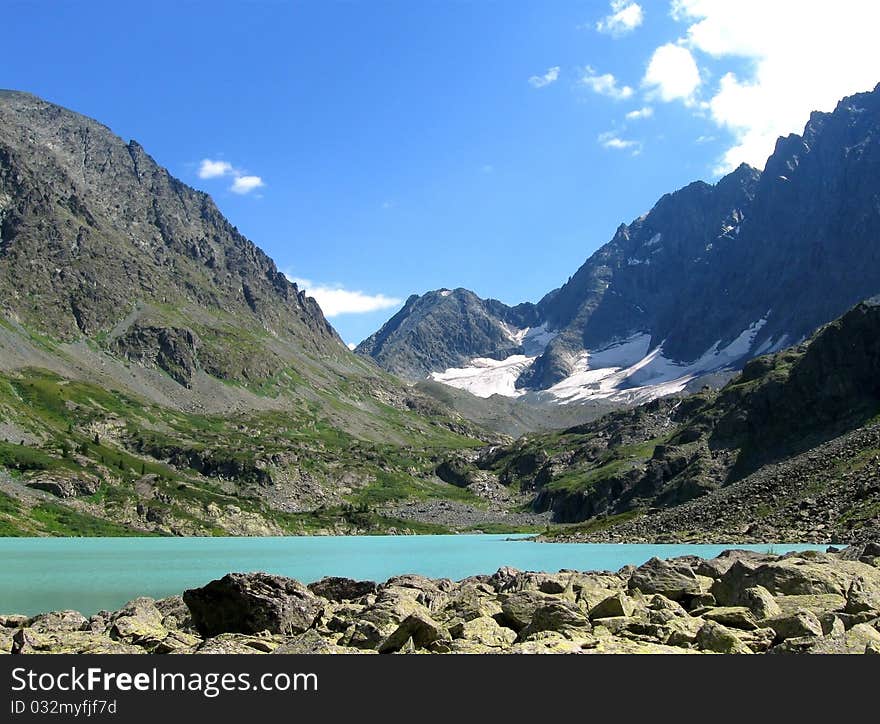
0,536,829,615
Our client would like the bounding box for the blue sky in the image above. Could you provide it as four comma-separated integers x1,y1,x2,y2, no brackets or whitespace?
5,1,880,344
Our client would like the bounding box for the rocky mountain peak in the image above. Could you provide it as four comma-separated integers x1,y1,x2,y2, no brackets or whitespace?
359,83,880,409
0,90,341,384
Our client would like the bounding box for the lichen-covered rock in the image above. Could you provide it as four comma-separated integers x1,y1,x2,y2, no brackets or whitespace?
12,628,143,654
495,591,555,632
26,610,88,633
590,593,636,620
698,606,759,630
628,558,707,601
378,612,447,653
272,630,364,654
449,616,516,648
694,621,753,654
443,582,502,622
194,633,282,654
0,614,29,628
742,586,781,619
713,556,880,604
516,601,592,641
109,598,168,649
844,577,880,615
763,609,824,640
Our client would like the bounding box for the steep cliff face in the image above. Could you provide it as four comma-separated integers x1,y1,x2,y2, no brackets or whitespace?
360,84,880,408
0,90,340,384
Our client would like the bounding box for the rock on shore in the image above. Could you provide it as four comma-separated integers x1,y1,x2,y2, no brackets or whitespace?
3,543,879,655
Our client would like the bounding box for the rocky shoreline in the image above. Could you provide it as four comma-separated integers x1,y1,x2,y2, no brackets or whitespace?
3,542,879,655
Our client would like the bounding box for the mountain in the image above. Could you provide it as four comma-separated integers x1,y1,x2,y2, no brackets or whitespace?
0,90,503,537
0,89,340,386
356,288,540,381
442,298,880,544
359,83,880,408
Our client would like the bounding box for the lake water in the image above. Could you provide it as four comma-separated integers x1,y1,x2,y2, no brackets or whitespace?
0,535,830,615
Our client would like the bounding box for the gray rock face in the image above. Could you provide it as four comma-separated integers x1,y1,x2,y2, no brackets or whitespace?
0,90,340,384
355,288,539,380
359,83,880,401
25,474,99,498
111,323,200,387
183,572,323,636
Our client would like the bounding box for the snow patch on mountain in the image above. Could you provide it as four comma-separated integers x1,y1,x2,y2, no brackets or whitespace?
430,355,534,398
548,318,772,404
429,319,780,405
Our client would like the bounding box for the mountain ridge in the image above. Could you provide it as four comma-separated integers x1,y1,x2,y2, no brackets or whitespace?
358,83,880,410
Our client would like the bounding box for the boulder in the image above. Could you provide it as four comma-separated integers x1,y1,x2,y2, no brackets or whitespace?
109,598,168,648
763,609,824,640
12,628,143,654
772,623,880,654
449,616,516,648
742,586,781,619
381,575,449,611
517,601,592,641
152,630,202,654
273,630,362,654
694,621,753,654
712,556,880,604
628,558,706,601
844,577,880,615
495,591,554,632
183,572,323,636
194,633,282,654
26,610,87,633
590,593,636,620
378,612,447,653
699,607,759,630
695,550,774,579
647,594,689,617
0,614,30,628
154,595,196,632
344,594,432,649
443,583,502,622
774,593,846,617
308,577,377,602
663,617,705,648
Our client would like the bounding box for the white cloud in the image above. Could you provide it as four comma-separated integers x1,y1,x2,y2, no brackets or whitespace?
598,131,642,154
286,276,402,317
670,0,880,173
529,66,560,88
642,43,701,103
580,67,634,100
230,175,265,195
197,158,266,195
198,159,234,179
597,1,644,37
625,106,654,120
347,342,357,351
